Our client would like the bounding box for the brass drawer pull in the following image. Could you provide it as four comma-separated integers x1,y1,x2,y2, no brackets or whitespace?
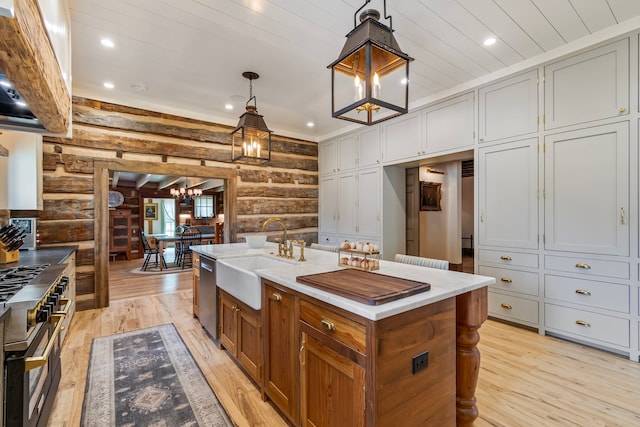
320,319,336,332
575,320,591,327
500,255,512,261
500,277,513,283
272,293,282,302
500,303,512,310
575,263,591,269
575,289,591,296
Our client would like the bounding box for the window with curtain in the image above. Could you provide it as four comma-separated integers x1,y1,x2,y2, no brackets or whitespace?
194,195,214,218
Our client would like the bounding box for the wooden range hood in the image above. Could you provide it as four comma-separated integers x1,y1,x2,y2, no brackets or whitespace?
0,0,71,134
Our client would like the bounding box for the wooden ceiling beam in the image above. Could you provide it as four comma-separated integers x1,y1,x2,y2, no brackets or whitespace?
200,179,225,191
0,0,70,134
158,175,183,189
111,171,120,188
135,174,152,188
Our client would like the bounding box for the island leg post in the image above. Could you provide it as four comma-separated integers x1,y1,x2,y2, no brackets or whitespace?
455,287,488,426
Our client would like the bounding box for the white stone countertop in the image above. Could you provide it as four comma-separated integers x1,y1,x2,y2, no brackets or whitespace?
192,243,494,321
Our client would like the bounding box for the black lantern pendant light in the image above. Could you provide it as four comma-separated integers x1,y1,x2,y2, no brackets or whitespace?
231,71,272,163
328,0,413,126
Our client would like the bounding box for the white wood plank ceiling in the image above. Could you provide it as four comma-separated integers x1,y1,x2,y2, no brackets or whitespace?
68,0,640,141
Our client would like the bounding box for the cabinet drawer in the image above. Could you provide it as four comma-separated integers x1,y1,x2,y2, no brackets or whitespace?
299,300,366,354
478,249,538,268
544,275,629,313
545,255,629,279
479,266,538,296
488,292,538,325
545,303,629,347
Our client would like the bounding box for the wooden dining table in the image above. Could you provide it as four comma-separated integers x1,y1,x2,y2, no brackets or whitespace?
149,233,216,270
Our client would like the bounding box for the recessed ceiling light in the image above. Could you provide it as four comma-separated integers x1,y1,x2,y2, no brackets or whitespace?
103,81,114,89
400,77,409,85
225,103,233,110
101,38,114,48
307,121,314,128
483,37,496,46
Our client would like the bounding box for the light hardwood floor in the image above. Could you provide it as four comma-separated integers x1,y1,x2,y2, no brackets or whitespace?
49,258,640,426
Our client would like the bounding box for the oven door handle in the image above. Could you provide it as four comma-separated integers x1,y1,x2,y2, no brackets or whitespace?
24,313,66,372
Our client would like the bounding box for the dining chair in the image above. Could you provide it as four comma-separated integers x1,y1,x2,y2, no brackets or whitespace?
140,229,167,270
393,254,449,270
179,227,202,269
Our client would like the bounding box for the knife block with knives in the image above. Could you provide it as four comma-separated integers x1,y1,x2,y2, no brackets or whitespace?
0,224,25,264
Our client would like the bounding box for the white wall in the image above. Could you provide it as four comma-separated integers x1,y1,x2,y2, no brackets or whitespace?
419,162,462,264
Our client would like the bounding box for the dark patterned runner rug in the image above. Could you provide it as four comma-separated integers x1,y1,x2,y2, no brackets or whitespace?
81,323,233,426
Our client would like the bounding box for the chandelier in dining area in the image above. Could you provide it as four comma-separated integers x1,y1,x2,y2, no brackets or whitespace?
170,186,202,200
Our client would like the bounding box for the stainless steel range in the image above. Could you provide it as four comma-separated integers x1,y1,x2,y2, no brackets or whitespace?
1,263,70,427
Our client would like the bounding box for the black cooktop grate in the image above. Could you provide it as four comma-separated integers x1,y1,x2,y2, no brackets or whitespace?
0,264,49,301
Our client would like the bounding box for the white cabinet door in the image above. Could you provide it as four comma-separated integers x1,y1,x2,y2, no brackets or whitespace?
425,92,475,154
318,139,337,176
358,127,380,168
357,167,380,239
337,133,358,172
544,122,629,256
478,138,539,249
544,39,629,130
319,175,338,236
337,172,357,236
479,70,538,143
381,111,423,163
0,131,43,210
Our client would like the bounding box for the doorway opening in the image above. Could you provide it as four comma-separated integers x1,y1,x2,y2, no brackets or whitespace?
95,159,237,309
405,151,474,272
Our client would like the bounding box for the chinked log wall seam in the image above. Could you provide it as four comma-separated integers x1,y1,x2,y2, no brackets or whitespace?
23,97,318,310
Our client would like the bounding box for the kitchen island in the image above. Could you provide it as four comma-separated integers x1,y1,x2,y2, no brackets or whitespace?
192,243,493,426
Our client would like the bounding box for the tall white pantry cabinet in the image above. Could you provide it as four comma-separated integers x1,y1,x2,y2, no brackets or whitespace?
318,33,640,361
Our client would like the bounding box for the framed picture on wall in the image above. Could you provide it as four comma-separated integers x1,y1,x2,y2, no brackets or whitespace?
420,182,441,211
144,203,158,220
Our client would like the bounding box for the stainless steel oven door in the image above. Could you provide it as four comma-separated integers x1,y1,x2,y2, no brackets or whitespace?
24,307,67,422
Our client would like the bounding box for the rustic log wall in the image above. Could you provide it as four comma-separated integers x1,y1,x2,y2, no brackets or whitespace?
12,97,318,310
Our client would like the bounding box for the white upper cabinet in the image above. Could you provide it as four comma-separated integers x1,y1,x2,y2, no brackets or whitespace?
425,92,475,154
358,127,381,168
0,131,43,210
318,139,337,176
544,122,629,256
381,111,424,163
318,175,338,236
544,39,629,130
337,172,357,236
478,138,539,250
357,167,381,239
337,133,358,172
479,70,538,143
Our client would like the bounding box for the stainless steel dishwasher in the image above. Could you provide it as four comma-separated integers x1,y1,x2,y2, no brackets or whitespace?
199,257,218,339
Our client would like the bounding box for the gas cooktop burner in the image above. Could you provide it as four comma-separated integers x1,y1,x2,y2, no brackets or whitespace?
0,264,49,302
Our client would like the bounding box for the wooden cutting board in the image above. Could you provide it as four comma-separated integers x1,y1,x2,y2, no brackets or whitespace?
296,269,431,305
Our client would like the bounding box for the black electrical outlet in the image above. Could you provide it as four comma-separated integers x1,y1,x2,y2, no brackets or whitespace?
412,351,429,374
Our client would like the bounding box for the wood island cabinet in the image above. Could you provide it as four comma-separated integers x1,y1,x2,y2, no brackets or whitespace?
262,282,299,425
219,290,262,384
261,279,485,426
192,252,200,318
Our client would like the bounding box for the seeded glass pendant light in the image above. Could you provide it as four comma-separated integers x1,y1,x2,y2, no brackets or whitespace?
231,71,272,163
328,0,413,125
